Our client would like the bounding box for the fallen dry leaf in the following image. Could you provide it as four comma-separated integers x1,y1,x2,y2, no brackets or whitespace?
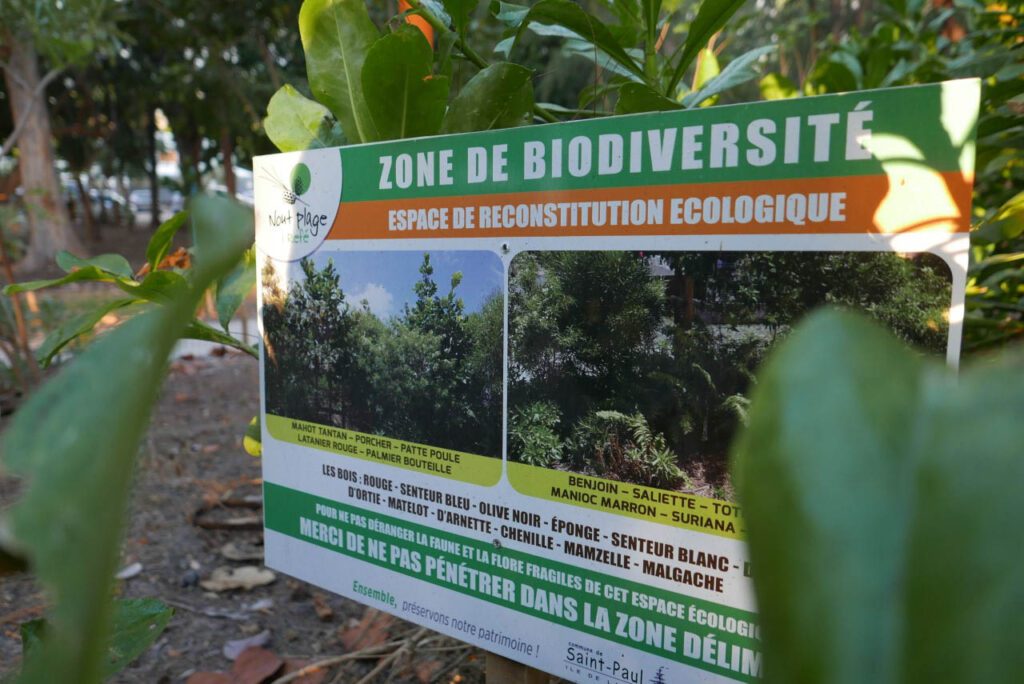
339,608,395,651
415,659,443,683
185,673,231,684
200,566,276,592
232,646,283,684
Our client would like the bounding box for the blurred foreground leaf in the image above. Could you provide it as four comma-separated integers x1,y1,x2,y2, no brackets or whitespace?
20,599,173,679
733,309,1024,684
0,196,252,684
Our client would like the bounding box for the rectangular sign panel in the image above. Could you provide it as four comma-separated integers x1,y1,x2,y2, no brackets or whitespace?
255,80,978,683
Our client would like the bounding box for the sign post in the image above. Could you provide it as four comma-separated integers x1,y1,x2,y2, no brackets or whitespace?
254,79,978,682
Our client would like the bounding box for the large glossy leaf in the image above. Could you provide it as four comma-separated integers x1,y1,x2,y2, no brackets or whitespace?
145,211,189,272
1,196,252,684
361,25,450,140
732,309,1024,684
299,0,380,143
264,84,346,153
615,82,681,114
517,0,643,79
666,0,747,94
440,62,534,133
683,45,773,108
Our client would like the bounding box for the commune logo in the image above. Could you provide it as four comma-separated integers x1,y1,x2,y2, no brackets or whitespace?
254,148,341,261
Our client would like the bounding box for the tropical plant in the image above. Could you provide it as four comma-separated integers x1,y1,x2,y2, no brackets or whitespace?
0,196,253,683
563,410,685,488
733,308,1024,684
509,400,564,466
750,0,1024,352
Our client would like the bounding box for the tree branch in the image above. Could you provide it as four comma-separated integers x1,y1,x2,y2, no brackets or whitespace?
1,66,64,157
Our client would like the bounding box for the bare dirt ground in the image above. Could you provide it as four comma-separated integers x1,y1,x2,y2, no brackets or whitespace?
1,351,491,683
0,220,503,683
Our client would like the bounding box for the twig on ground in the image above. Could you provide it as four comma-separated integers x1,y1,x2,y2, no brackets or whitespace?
269,639,406,684
352,626,430,684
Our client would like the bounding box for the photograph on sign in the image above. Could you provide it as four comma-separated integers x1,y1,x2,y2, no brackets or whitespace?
507,249,952,500
255,80,978,683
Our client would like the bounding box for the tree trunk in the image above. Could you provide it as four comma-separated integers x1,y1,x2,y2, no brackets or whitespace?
146,111,161,228
221,127,236,198
74,174,99,242
2,34,83,271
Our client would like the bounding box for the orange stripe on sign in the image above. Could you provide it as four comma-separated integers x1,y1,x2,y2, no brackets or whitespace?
328,171,973,240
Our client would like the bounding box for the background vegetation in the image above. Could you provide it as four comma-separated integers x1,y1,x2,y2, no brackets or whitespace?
508,250,952,491
262,253,504,456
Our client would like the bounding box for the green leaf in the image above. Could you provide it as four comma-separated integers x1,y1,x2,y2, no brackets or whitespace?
264,84,346,153
759,72,798,100
361,25,450,140
102,599,173,677
516,0,643,79
115,271,188,304
35,298,138,367
20,600,172,678
807,51,862,94
492,1,528,28
441,63,534,133
732,309,1024,684
189,196,255,271
1,196,251,684
4,266,123,295
642,0,663,50
692,47,721,93
443,0,478,35
615,82,682,114
244,416,262,457
55,252,134,279
300,0,381,143
683,45,774,108
20,620,45,659
666,0,747,94
972,190,1024,244
183,319,258,358
145,211,189,272
216,247,256,332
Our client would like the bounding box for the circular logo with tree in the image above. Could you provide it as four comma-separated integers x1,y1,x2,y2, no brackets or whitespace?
254,149,342,262
287,163,312,203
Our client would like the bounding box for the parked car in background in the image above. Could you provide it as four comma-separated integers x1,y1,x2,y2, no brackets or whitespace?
129,187,185,215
